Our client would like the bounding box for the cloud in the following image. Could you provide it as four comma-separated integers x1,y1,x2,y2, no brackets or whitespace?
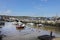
0,10,12,15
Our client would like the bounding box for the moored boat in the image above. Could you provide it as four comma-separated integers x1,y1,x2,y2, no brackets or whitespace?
12,22,18,25
16,24,25,29
37,24,44,27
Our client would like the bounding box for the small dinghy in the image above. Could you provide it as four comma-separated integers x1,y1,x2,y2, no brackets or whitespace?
13,22,18,25
37,24,44,27
16,24,25,29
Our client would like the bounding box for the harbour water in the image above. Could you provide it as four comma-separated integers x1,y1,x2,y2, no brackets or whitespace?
0,22,60,40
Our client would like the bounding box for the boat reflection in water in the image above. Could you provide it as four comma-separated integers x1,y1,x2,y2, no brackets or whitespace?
16,27,25,31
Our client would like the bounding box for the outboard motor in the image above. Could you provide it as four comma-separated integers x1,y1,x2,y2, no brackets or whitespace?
50,31,52,38
50,31,55,40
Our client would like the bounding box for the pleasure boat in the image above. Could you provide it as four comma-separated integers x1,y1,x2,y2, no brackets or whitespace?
16,24,26,29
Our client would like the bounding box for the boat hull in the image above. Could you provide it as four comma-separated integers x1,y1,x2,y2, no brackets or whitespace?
16,25,25,29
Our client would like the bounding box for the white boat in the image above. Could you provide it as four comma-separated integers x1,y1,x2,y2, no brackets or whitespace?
21,24,25,27
16,24,25,29
18,21,22,25
37,24,44,27
13,20,22,25
27,23,34,26
12,22,18,25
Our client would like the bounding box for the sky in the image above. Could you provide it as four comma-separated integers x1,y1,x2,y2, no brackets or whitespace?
0,0,60,17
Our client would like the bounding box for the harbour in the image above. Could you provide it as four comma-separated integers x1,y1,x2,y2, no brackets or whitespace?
0,0,60,40
0,22,60,40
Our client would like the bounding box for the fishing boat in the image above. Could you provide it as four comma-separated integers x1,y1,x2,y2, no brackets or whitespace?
16,24,25,29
